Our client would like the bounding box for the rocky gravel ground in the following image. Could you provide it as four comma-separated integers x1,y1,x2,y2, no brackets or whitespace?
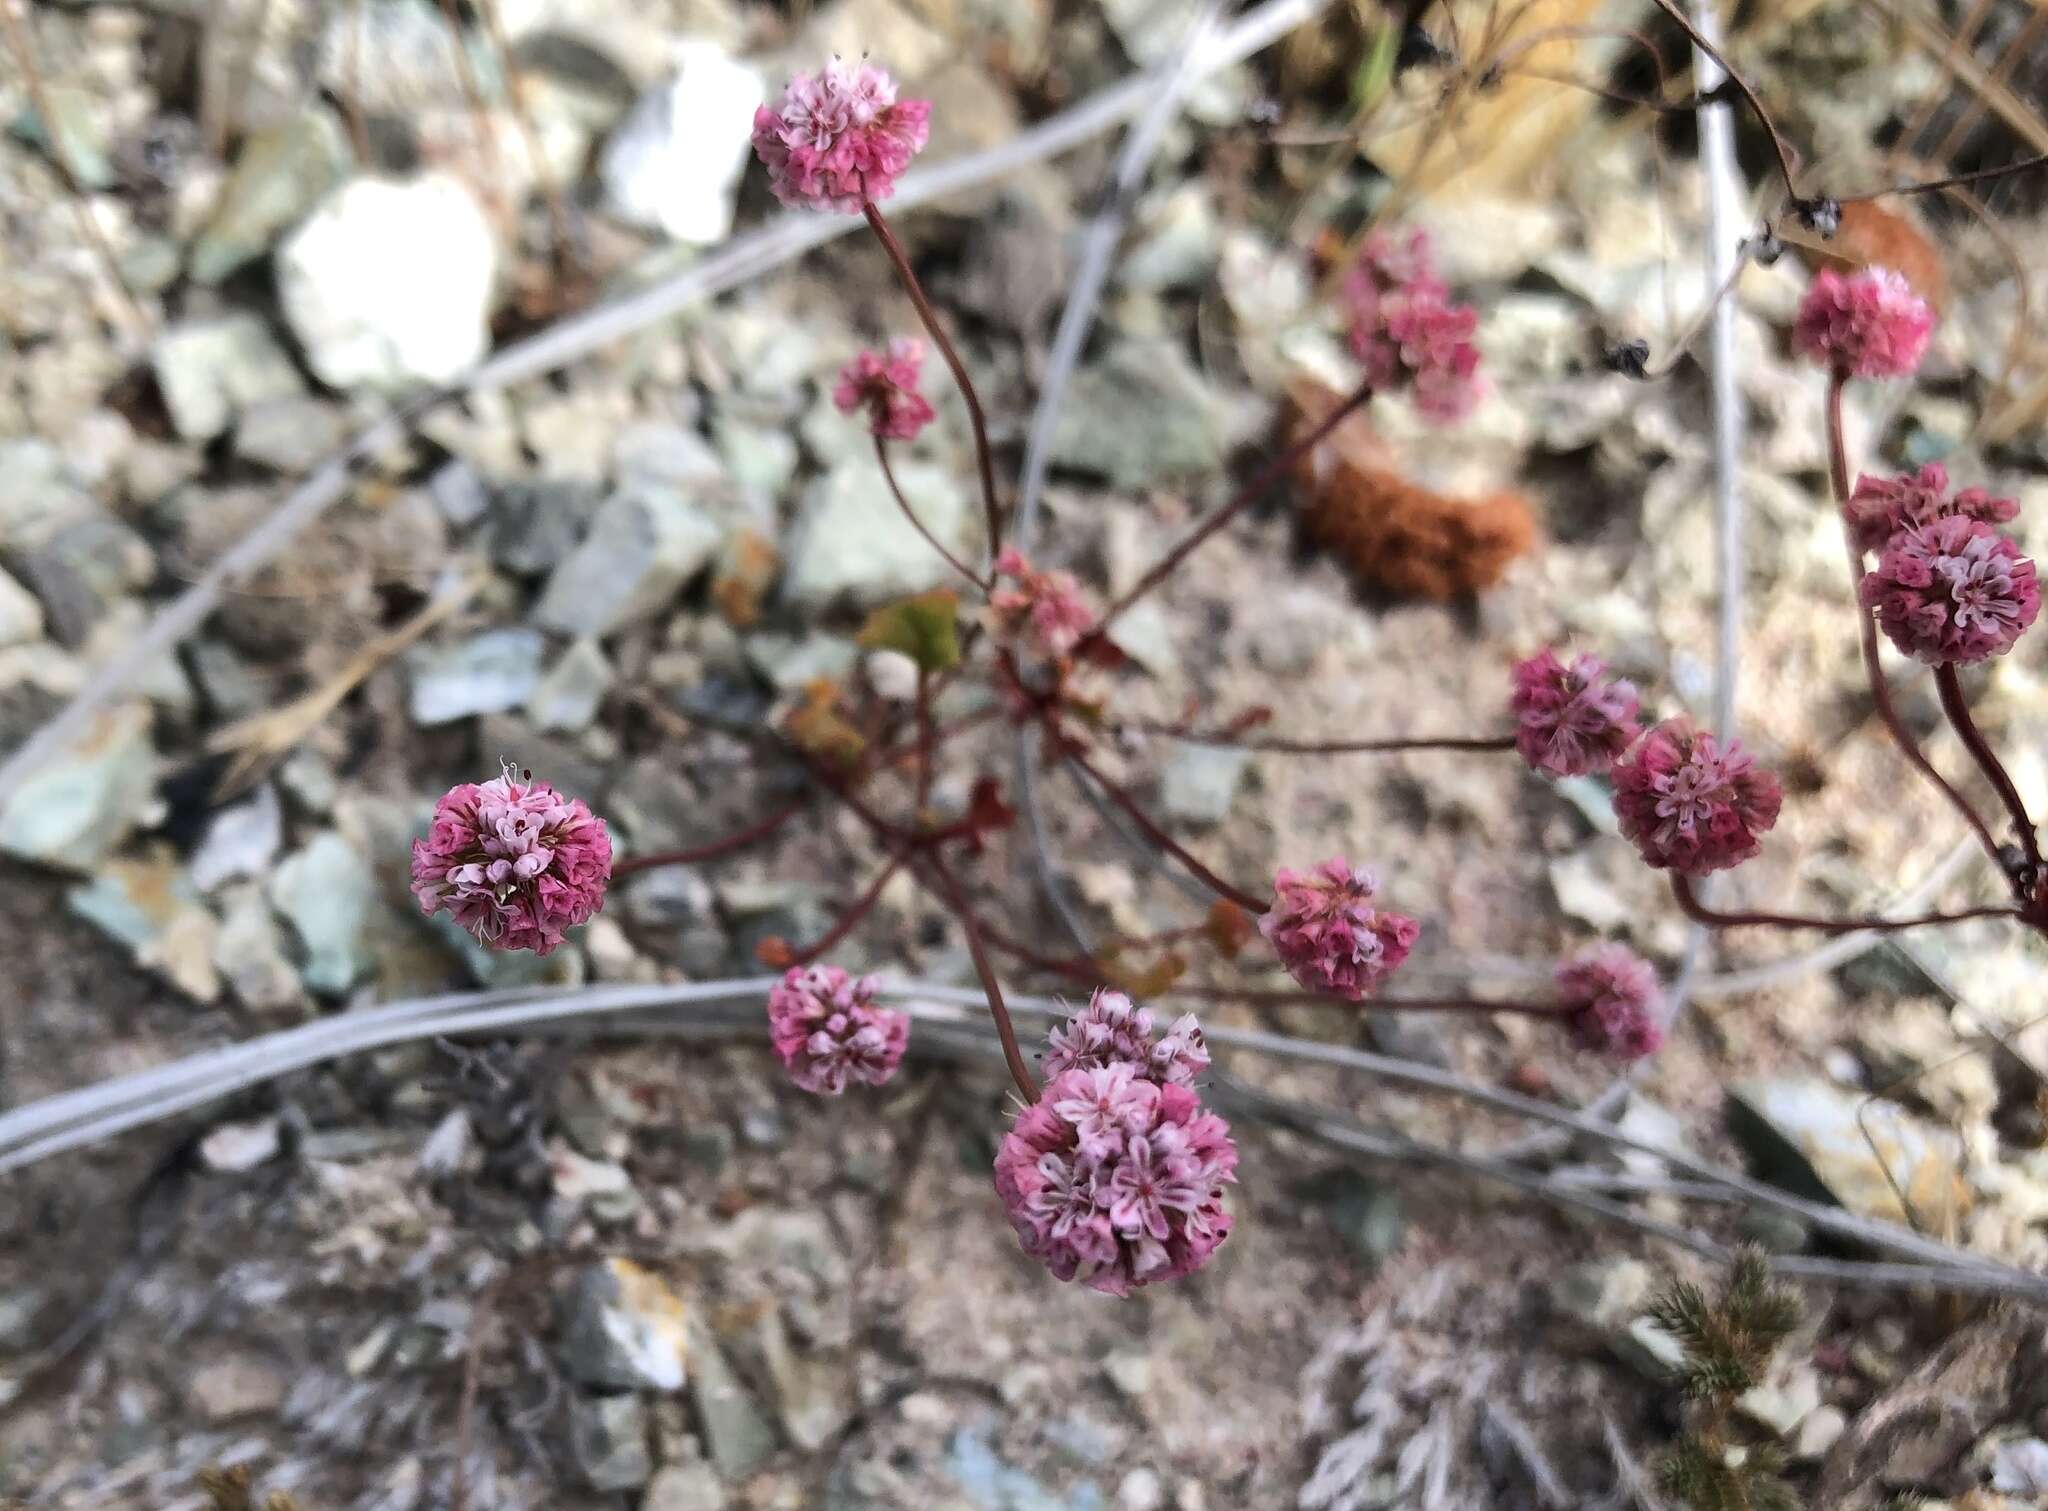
5,0,2048,1507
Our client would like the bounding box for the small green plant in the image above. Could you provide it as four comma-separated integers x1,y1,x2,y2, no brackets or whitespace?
1649,1246,1807,1511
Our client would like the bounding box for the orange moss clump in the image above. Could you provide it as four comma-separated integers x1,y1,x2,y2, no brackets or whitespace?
1284,380,1538,601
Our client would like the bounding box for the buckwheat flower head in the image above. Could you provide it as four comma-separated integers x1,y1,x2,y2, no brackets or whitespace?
833,337,934,440
1042,988,1209,1087
989,546,1099,659
1555,945,1665,1062
994,1064,1237,1296
765,965,910,1095
1842,464,2018,555
1343,228,1483,423
1259,859,1420,1001
1861,516,2040,665
1793,266,1934,379
1510,648,1642,777
1612,719,1782,875
410,769,611,956
751,57,931,212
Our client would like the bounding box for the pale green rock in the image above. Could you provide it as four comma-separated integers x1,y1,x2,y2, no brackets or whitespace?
270,830,377,995
0,703,156,871
190,108,352,284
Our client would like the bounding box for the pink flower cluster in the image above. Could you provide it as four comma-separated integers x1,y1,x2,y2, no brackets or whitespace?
994,1063,1237,1296
1555,945,1665,1062
1862,516,2040,665
989,547,1098,659
1260,859,1420,1001
1509,649,1642,777
410,771,612,956
1343,228,1483,423
1843,464,2018,555
1042,988,1209,1087
1612,719,1783,876
1792,266,1934,380
766,965,910,1094
750,58,931,212
834,337,935,440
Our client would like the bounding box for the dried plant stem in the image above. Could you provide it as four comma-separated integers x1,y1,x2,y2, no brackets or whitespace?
863,202,1005,559
1826,376,2007,870
1671,873,2017,934
1934,663,2041,876
0,0,148,335
434,0,506,220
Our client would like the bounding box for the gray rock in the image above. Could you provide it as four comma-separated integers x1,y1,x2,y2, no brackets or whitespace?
645,1463,729,1511
2,500,156,648
188,638,267,719
784,460,980,611
1551,1256,1680,1379
213,884,304,1015
0,702,156,871
269,830,378,995
278,748,340,815
407,628,546,725
189,107,352,285
67,855,221,1003
1120,186,1221,293
1048,342,1223,490
744,631,858,693
560,1258,690,1393
570,1392,654,1492
1319,1173,1406,1270
688,1323,778,1480
120,234,183,295
190,1352,289,1423
1737,1366,1822,1439
728,1308,851,1451
1156,741,1251,828
190,783,283,892
712,416,799,502
0,562,46,646
488,479,602,576
278,173,498,391
945,1426,1094,1511
151,313,306,442
1992,1437,2048,1496
429,459,492,527
534,484,721,636
600,45,763,243
9,84,113,189
527,637,613,732
1727,1076,1968,1227
232,396,350,474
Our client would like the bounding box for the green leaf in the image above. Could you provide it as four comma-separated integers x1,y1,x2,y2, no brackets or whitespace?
857,589,961,673
1349,18,1400,115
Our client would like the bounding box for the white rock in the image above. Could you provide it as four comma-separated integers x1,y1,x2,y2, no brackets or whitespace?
784,461,979,611
600,43,763,244
201,1116,282,1172
190,784,283,893
278,175,498,390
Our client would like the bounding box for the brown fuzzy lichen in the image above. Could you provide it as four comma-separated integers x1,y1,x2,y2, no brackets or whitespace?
1285,380,1538,601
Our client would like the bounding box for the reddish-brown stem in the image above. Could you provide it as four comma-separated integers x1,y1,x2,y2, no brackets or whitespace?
928,855,1039,1101
874,437,990,591
790,852,908,966
1935,663,2042,877
1119,719,1517,756
863,201,1004,558
867,706,1001,776
1175,983,1575,1015
1826,376,2007,870
912,667,936,816
1064,749,1268,913
1671,873,2019,934
612,800,805,876
1095,380,1374,635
